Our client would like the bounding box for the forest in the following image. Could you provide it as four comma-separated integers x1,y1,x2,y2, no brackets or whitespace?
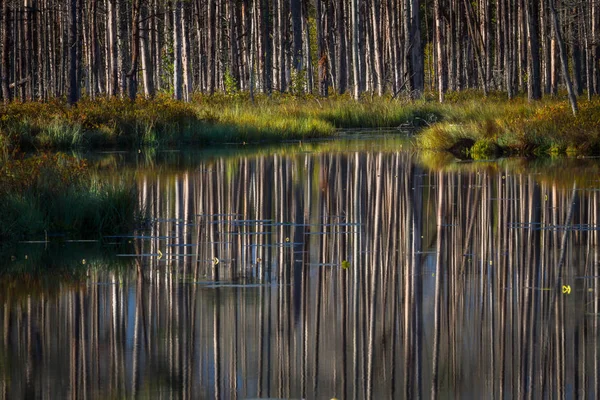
0,0,598,107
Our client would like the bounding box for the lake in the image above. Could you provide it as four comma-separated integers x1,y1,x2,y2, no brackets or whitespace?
1,136,600,399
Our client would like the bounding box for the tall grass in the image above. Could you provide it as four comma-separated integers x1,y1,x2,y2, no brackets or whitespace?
2,93,600,156
0,153,138,244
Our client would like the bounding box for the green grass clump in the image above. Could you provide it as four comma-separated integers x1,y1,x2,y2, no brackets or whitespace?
0,153,138,244
416,94,600,157
470,139,502,160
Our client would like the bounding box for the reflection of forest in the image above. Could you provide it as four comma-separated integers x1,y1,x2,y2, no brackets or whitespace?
2,150,600,399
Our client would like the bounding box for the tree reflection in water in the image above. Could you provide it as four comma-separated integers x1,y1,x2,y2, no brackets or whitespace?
1,147,600,399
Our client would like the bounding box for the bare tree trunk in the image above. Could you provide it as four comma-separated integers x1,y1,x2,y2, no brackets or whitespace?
127,0,140,101
228,0,240,89
370,0,383,95
140,0,155,97
90,0,100,98
434,0,446,102
261,0,272,93
550,0,577,115
410,0,423,97
291,0,303,88
108,0,118,96
207,0,216,94
182,4,192,101
570,9,583,96
1,0,11,103
173,1,183,100
351,0,360,99
317,0,328,96
69,0,79,104
336,0,347,94
526,0,541,100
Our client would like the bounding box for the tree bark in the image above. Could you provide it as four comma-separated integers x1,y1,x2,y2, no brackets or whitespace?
550,0,578,115
1,0,11,103
351,0,360,99
108,0,118,96
336,0,347,94
173,1,183,100
370,0,383,95
434,0,446,102
525,0,541,100
291,0,303,89
69,0,79,104
410,0,423,97
140,0,154,97
127,0,141,101
90,0,100,98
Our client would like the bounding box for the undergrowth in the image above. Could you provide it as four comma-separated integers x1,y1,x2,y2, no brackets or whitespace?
0,153,138,244
2,92,600,157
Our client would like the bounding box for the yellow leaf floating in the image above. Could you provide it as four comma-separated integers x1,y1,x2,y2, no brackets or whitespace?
341,260,350,270
213,257,220,265
158,249,163,260
562,285,571,294
285,237,290,243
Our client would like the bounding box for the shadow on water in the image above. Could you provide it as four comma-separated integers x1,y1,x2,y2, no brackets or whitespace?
2,137,600,399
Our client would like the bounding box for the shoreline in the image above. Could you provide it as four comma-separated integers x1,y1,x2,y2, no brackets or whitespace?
1,93,599,158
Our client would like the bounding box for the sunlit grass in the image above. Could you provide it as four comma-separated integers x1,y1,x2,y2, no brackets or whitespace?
1,92,600,156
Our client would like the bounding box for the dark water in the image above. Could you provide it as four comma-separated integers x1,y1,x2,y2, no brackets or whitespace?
2,137,600,399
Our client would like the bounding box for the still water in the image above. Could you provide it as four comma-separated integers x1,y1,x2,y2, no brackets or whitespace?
2,136,600,399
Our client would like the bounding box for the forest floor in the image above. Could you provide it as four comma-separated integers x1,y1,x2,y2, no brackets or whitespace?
1,91,600,157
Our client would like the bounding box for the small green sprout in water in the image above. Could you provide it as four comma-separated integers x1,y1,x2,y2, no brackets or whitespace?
341,260,350,270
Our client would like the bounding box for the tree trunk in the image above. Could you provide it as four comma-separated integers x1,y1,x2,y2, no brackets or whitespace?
140,0,154,97
207,0,216,94
108,0,118,96
525,0,541,100
370,0,383,95
570,9,583,96
173,1,183,100
434,0,446,102
228,0,240,89
410,0,423,97
291,0,303,89
261,0,272,93
351,0,360,99
90,0,100,98
317,0,328,96
550,0,577,115
1,0,11,103
127,0,140,101
69,0,79,104
182,4,192,101
336,0,346,94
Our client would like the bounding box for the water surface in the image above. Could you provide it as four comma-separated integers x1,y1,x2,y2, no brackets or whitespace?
2,137,600,399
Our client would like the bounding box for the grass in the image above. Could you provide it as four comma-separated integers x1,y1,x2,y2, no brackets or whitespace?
2,91,600,157
416,94,600,157
0,93,446,153
0,153,138,245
